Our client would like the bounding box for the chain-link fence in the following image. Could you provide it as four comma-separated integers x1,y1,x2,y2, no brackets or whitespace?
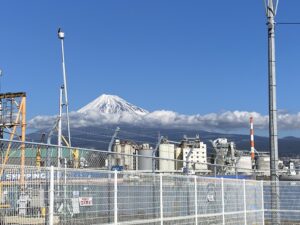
0,164,51,224
0,139,258,177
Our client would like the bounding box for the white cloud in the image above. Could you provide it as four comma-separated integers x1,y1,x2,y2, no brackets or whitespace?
27,109,300,132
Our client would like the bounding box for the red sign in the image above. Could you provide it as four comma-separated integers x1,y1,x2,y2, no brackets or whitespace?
79,197,93,206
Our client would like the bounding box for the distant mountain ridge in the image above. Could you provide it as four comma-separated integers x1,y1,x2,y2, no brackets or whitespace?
28,94,300,156
29,124,300,157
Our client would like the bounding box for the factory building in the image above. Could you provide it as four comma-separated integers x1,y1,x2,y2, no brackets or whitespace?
181,136,208,171
110,136,209,173
112,140,137,170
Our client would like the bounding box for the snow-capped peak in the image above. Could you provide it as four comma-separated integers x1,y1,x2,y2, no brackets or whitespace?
78,94,149,115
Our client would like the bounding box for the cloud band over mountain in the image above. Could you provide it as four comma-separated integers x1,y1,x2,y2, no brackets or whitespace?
28,109,300,132
28,94,300,132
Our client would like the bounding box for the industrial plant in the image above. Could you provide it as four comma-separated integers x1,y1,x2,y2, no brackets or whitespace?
109,135,209,173
1,0,300,224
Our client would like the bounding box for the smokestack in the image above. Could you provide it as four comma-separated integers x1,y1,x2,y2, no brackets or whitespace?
250,117,255,160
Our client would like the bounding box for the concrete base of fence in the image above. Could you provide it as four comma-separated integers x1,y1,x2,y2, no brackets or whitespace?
3,215,60,224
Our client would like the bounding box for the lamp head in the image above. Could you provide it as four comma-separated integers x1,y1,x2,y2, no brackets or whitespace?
58,28,65,39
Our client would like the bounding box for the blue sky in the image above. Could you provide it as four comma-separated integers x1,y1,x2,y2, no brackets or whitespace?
1,1,300,136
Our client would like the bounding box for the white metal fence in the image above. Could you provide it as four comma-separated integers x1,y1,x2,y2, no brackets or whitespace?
0,164,265,225
2,164,300,224
263,181,300,225
1,140,300,224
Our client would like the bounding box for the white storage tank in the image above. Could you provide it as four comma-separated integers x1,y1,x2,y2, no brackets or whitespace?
257,155,270,172
236,156,252,173
159,143,175,171
137,149,153,171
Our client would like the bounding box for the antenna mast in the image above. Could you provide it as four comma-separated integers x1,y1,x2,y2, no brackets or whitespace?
58,28,72,147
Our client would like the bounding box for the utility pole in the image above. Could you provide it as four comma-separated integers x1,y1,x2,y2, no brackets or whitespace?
266,0,279,183
57,86,63,168
0,70,3,164
264,0,280,224
57,28,72,215
58,28,72,148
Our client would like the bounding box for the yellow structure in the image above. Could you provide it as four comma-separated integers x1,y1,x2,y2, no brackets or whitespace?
72,148,79,168
0,92,26,206
36,148,41,168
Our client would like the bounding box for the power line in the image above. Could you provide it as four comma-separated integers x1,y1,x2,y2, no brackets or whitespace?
119,130,158,139
277,22,300,25
51,134,111,145
72,129,114,138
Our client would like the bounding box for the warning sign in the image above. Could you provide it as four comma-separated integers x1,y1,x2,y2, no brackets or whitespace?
71,198,80,214
79,197,93,206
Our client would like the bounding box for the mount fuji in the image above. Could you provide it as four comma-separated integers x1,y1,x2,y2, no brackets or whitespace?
78,94,149,115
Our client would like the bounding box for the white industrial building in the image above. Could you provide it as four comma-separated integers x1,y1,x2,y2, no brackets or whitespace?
110,136,209,173
158,136,208,172
183,141,207,171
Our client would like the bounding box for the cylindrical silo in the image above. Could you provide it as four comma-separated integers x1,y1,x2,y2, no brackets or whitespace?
159,144,175,171
257,155,270,172
236,156,252,173
137,149,153,170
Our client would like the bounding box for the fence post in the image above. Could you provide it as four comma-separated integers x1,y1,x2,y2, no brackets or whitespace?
194,176,198,225
221,177,225,225
261,180,265,225
160,173,163,225
114,170,118,225
49,166,54,225
243,179,247,225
